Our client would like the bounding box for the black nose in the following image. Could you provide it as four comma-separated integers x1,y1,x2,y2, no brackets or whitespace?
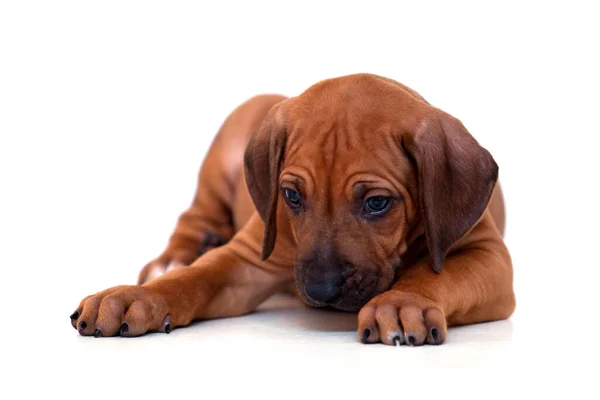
305,278,342,304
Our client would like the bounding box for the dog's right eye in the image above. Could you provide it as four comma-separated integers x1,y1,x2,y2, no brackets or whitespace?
283,188,302,208
364,196,392,216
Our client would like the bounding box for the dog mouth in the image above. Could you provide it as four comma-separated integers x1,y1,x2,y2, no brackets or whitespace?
296,270,380,312
300,291,372,312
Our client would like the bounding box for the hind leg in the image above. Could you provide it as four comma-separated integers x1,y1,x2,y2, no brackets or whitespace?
138,94,287,284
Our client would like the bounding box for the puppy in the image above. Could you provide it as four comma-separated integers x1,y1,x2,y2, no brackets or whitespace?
70,73,515,346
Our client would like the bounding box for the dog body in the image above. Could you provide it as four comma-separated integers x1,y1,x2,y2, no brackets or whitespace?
71,74,515,345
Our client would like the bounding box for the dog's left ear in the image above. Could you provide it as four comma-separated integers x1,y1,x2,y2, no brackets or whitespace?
244,102,288,261
402,110,499,273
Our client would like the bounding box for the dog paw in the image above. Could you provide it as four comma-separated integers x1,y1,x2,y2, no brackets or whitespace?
69,285,172,337
357,291,447,346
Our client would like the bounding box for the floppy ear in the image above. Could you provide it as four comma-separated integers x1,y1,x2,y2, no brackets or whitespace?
244,105,288,261
402,110,499,273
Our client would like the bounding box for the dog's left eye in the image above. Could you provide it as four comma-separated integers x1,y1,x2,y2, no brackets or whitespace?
283,188,302,207
364,196,391,215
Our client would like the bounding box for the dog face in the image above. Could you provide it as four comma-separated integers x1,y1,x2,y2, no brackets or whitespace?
244,74,498,312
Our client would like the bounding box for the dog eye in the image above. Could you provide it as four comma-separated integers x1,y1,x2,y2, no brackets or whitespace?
283,188,302,207
364,196,391,215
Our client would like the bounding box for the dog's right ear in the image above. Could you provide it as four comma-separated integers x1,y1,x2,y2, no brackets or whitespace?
244,102,288,261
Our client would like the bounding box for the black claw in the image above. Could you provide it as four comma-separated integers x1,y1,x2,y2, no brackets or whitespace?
79,321,87,330
119,323,129,336
361,329,371,343
165,323,171,334
94,329,102,338
431,328,440,341
70,311,79,320
407,335,416,345
393,336,402,347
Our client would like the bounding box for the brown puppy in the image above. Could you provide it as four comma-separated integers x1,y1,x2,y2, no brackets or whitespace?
70,73,515,345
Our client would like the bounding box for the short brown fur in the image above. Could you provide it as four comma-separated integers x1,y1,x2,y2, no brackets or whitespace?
71,74,515,345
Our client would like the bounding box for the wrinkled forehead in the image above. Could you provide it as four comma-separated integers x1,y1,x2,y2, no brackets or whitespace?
279,75,426,196
282,125,417,210
283,75,429,156
283,127,414,198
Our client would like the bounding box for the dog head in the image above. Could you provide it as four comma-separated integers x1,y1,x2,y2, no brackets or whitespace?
244,74,498,311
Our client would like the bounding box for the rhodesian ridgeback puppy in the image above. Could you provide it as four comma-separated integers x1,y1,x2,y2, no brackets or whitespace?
70,73,515,345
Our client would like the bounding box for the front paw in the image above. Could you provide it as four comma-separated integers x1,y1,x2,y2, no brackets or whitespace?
70,286,172,337
357,291,447,346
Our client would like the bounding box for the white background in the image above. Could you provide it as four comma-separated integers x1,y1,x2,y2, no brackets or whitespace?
1,0,599,398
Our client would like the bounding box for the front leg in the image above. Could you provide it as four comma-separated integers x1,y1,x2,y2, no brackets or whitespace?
357,216,516,346
71,215,294,336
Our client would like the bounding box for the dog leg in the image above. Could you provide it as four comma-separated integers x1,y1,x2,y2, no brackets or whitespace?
357,213,515,346
72,214,294,336
137,155,235,283
138,94,287,283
